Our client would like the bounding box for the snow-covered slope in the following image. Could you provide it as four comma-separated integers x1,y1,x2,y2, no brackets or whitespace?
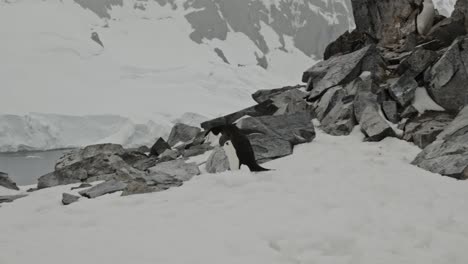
2,129,468,263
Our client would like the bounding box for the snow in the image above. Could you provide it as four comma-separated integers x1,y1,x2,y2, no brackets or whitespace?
1,129,468,264
412,87,446,114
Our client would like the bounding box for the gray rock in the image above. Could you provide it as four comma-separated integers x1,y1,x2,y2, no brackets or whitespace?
201,100,279,131
453,0,468,29
167,123,201,147
354,81,396,141
396,48,439,77
321,96,356,136
159,149,180,162
269,89,312,116
324,30,377,60
121,179,162,196
237,112,315,146
314,86,343,121
136,145,150,153
427,36,468,113
0,172,19,191
252,85,305,103
38,154,143,189
304,45,385,100
248,134,293,163
351,0,419,46
425,17,466,50
79,180,128,199
403,112,454,148
388,73,419,107
147,160,201,183
0,194,27,204
382,101,399,124
132,156,158,171
401,105,419,119
119,151,148,168
71,183,92,191
205,147,230,174
62,193,80,205
150,137,170,157
183,143,213,158
412,106,468,179
56,144,125,170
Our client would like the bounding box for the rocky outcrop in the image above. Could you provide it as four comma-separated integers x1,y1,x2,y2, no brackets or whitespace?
252,85,305,103
426,36,468,113
0,194,27,204
146,160,201,183
323,30,377,59
55,144,125,170
412,106,468,179
62,193,80,205
0,172,19,191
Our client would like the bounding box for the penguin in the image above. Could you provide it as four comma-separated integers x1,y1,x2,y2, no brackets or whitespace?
416,0,435,36
91,32,104,48
207,124,270,172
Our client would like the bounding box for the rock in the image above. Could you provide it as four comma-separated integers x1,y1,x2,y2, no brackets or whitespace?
0,172,19,191
62,193,80,205
236,112,315,146
71,183,93,190
412,106,468,179
147,160,201,183
321,97,356,136
119,151,148,168
150,137,170,156
403,111,454,148
269,89,312,116
314,86,343,121
382,101,399,123
354,82,396,141
388,73,419,107
247,134,293,163
167,123,201,147
55,144,125,170
452,0,468,30
324,30,377,60
205,147,230,173
132,156,158,171
182,143,213,158
136,145,150,153
38,154,143,189
79,180,128,199
201,100,279,131
252,85,305,103
425,17,466,50
351,0,419,45
303,45,385,100
159,149,180,162
395,48,439,77
121,179,162,196
427,36,468,113
0,194,27,204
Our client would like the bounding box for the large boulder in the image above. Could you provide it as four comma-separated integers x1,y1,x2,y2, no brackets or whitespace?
247,134,293,163
269,89,312,116
303,45,385,100
38,154,143,189
426,36,468,113
167,123,201,147
388,73,419,107
351,0,420,45
395,48,439,77
79,180,128,199
425,17,466,50
201,100,279,131
412,106,468,179
403,112,454,148
182,143,213,158
150,137,170,156
205,147,230,174
236,112,315,146
0,172,19,191
55,144,125,170
452,0,468,29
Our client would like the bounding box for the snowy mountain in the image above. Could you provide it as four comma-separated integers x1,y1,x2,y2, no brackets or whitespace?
0,0,456,151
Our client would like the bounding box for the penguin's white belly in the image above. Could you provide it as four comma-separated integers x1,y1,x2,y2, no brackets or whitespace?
417,2,435,35
223,141,239,171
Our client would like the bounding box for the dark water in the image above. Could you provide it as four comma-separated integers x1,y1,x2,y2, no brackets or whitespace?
0,149,71,186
